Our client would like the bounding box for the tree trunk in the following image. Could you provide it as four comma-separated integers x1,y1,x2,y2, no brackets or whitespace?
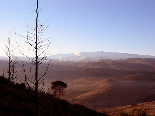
35,0,39,115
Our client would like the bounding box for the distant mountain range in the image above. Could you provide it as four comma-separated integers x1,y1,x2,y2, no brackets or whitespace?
1,51,155,62
48,51,155,62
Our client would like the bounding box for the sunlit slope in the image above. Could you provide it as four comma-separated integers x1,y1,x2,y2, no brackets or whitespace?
66,78,113,100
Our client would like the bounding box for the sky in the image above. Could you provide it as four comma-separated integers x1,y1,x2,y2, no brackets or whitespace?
0,0,155,56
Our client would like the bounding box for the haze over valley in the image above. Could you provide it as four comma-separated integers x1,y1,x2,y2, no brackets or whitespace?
1,52,155,111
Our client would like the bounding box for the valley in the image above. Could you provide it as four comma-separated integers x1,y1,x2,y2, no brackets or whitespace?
1,58,155,111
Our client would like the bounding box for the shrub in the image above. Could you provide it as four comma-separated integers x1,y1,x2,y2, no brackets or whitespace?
116,111,129,116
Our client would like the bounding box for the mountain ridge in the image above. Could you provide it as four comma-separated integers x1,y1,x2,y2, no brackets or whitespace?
1,51,155,62
49,51,155,62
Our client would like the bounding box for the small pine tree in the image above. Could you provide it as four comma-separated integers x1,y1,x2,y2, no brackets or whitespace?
51,80,67,98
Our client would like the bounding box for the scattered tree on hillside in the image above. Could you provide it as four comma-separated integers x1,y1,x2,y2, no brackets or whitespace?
51,80,67,98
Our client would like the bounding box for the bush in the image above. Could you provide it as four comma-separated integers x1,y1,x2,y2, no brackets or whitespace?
116,111,129,116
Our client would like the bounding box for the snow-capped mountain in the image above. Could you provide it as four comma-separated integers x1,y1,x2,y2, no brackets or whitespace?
49,51,155,62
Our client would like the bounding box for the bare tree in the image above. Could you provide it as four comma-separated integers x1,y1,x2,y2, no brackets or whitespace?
15,0,50,115
5,37,18,83
35,1,39,115
24,0,50,115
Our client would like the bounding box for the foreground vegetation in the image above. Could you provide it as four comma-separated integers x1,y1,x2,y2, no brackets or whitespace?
0,76,107,116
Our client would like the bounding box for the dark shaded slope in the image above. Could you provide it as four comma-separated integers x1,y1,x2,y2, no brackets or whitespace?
0,76,106,116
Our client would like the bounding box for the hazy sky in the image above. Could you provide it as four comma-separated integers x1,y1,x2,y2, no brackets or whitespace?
0,0,155,56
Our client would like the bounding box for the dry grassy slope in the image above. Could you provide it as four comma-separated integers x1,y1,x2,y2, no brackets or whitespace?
65,78,113,100
99,101,155,116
